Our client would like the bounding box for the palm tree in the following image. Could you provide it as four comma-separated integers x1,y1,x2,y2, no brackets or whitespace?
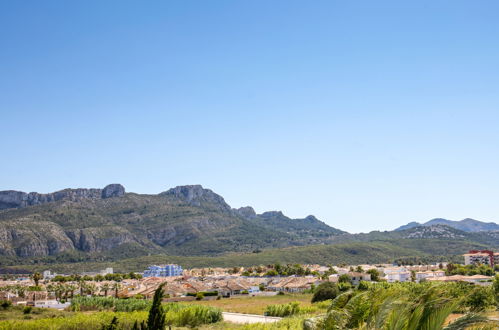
112,282,121,298
304,285,497,330
55,283,66,301
66,284,77,299
31,272,42,287
101,283,111,297
78,280,86,296
85,282,97,296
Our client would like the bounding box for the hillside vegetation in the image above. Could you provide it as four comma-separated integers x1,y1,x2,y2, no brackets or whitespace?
0,184,498,272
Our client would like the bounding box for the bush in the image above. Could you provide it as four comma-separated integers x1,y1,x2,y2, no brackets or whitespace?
195,292,205,300
0,300,12,309
277,291,285,295
312,282,339,303
163,303,223,327
338,274,351,283
338,282,352,292
357,281,370,291
70,296,151,312
265,302,301,317
23,306,32,314
465,286,495,311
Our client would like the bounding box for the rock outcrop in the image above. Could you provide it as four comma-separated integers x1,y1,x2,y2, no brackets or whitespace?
0,184,125,210
161,185,231,211
236,206,257,219
101,184,126,199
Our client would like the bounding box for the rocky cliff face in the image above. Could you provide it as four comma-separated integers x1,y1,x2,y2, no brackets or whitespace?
0,184,125,210
0,184,348,259
161,185,231,211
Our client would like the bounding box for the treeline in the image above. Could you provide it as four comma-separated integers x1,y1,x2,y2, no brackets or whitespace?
445,263,496,276
51,272,142,282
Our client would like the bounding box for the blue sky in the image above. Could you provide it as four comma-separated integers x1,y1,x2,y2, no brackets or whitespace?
1,1,499,233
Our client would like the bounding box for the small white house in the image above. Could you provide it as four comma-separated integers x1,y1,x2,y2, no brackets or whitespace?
384,268,411,283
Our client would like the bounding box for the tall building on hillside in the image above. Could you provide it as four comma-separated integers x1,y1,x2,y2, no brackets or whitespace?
463,250,498,266
143,264,183,277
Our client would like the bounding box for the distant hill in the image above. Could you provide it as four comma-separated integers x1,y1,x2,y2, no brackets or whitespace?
394,218,499,232
0,183,498,272
0,184,345,259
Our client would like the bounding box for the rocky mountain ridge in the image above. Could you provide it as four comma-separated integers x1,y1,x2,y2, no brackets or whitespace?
0,184,345,259
395,218,499,232
0,184,125,210
0,184,498,263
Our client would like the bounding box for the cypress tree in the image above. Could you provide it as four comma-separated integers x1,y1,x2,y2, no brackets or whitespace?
147,283,166,330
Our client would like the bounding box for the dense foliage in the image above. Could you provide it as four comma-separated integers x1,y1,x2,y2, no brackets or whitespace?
304,281,498,329
265,302,301,317
311,282,339,303
70,296,150,312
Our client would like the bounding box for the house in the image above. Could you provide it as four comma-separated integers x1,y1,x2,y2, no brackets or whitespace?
268,277,320,293
347,272,371,285
427,274,493,285
415,270,445,282
384,268,411,282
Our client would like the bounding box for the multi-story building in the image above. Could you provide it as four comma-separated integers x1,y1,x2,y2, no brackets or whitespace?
463,250,494,266
143,264,183,277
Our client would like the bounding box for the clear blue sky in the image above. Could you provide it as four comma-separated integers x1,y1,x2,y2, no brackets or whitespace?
1,1,499,233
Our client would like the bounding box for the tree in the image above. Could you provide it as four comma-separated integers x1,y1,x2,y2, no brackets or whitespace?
112,282,121,298
147,283,166,330
493,274,499,304
311,282,339,303
31,272,42,287
466,286,495,311
366,269,380,282
338,274,351,284
101,283,111,297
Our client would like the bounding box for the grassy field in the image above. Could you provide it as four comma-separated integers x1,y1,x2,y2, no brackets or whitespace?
184,293,315,315
0,306,71,321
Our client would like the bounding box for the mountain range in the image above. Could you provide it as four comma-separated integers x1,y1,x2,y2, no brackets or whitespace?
395,218,499,232
0,184,498,272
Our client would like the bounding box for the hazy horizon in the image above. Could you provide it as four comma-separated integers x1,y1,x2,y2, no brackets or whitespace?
2,1,499,232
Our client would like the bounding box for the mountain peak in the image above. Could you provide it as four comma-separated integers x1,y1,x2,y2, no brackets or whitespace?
161,185,230,210
235,206,257,219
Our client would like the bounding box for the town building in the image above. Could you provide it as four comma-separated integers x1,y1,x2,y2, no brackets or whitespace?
384,267,411,282
347,272,371,285
415,270,445,282
463,250,495,266
143,264,183,277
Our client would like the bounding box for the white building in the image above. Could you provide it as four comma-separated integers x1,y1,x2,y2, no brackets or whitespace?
415,270,445,282
384,268,411,283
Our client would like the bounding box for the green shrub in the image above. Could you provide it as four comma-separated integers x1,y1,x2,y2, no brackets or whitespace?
265,302,301,317
0,300,12,309
338,282,352,292
23,306,32,314
164,303,223,327
311,282,339,303
70,296,151,312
